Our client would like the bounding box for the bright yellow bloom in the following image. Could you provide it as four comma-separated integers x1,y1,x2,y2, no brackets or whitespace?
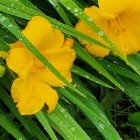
75,0,140,57
6,16,76,115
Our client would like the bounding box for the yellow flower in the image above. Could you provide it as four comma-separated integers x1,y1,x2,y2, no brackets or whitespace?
75,0,140,57
6,16,76,115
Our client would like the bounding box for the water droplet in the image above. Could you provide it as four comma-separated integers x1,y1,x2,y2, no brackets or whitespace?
19,38,23,41
18,138,22,140
74,8,78,12
67,7,71,10
60,108,65,113
70,126,77,133
98,31,105,36
8,24,13,28
0,17,6,22
87,17,93,22
98,123,105,129
113,61,117,64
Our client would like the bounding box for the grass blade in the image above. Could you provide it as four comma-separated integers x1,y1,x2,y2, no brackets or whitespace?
47,0,73,26
74,42,123,90
71,65,113,88
57,87,122,140
114,75,140,108
36,111,58,140
0,83,48,140
0,109,27,140
97,58,140,83
45,104,91,140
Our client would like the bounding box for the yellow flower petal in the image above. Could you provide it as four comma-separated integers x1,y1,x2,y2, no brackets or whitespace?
10,16,64,51
75,6,110,57
85,43,109,57
98,0,140,19
76,20,109,57
11,77,58,115
22,16,53,50
10,41,24,49
84,6,105,22
119,14,140,55
63,38,74,49
32,41,76,86
40,29,64,50
44,48,76,86
6,48,33,77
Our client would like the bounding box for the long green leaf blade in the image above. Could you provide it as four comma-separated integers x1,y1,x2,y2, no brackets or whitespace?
46,104,91,140
57,87,122,140
36,111,58,140
0,109,27,140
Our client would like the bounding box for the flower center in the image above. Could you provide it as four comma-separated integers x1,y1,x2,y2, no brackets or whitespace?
33,57,46,71
110,16,126,35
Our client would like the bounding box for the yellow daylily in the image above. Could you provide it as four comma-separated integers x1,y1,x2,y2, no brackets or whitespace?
75,0,140,57
6,16,76,115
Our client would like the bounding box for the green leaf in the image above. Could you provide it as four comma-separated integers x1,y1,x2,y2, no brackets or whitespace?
0,83,48,140
57,87,122,140
0,109,27,140
113,75,140,108
0,37,10,51
47,0,73,26
74,42,123,90
0,65,5,77
96,58,140,83
0,2,31,20
36,111,58,140
127,53,140,75
45,104,91,140
71,65,113,88
128,112,140,132
0,84,31,133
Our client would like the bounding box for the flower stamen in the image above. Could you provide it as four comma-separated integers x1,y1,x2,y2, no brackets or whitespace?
33,57,46,71
110,16,126,35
